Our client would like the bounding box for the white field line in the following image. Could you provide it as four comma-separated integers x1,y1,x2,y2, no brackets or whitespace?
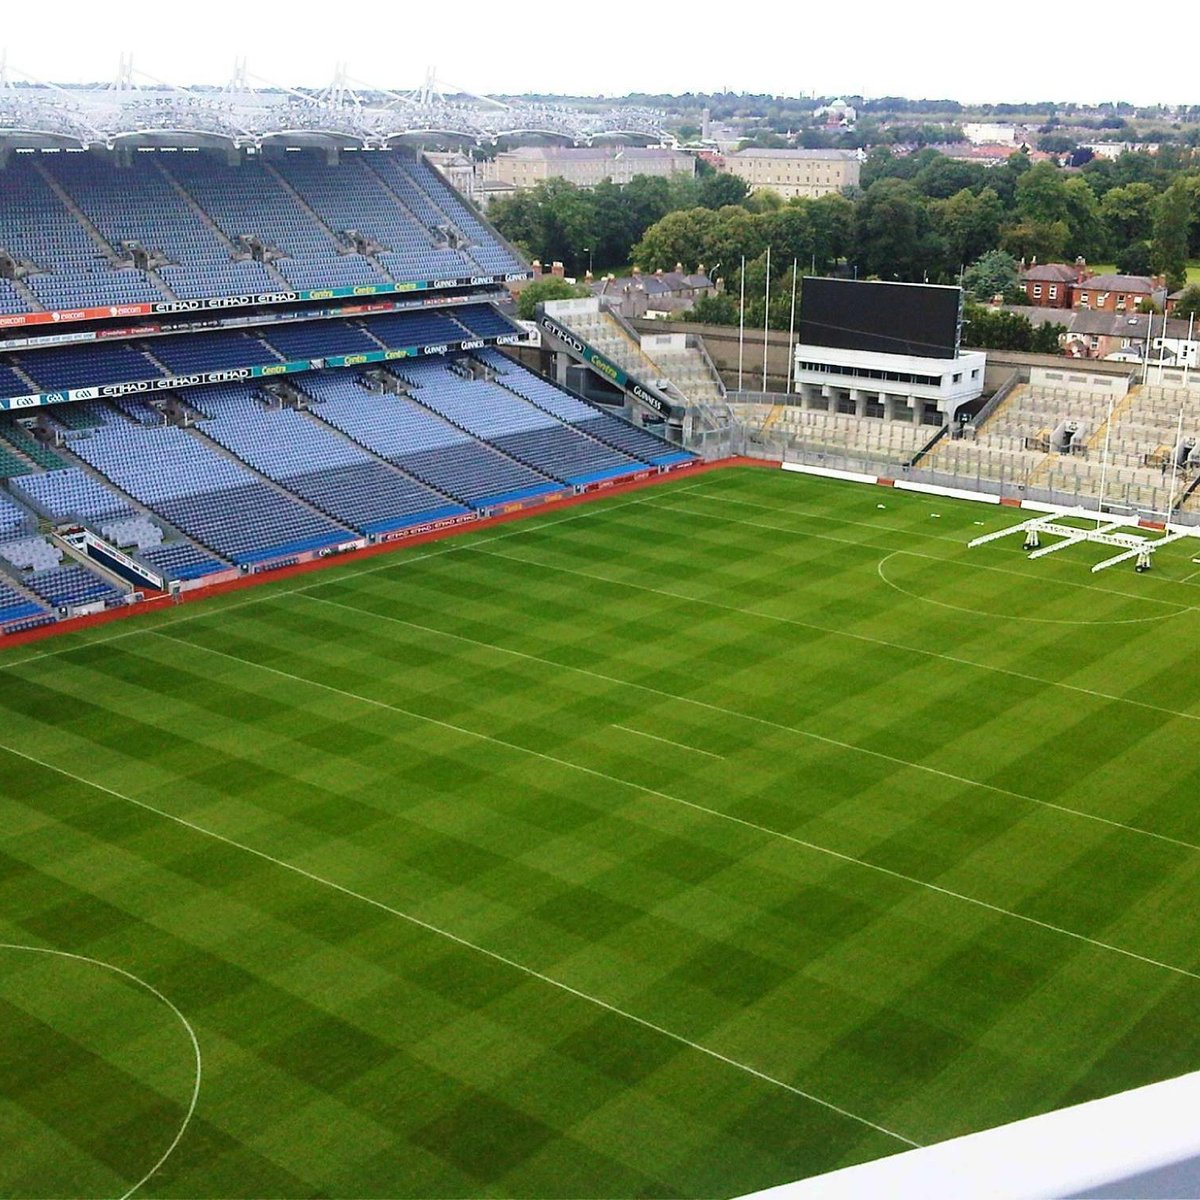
462,543,1200,730
875,551,1184,627
0,741,917,1151
642,496,1193,612
298,592,1200,856
610,724,725,760
0,942,201,1200
677,487,1200,589
139,631,1200,983
0,497,647,676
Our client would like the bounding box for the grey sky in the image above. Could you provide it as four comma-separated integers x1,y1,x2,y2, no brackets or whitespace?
2,0,1188,106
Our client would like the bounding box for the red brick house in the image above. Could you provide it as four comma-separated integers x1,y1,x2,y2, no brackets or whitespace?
1021,262,1081,308
1073,272,1166,313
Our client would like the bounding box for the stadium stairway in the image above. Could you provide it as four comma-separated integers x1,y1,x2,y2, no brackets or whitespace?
31,158,174,302
152,158,296,294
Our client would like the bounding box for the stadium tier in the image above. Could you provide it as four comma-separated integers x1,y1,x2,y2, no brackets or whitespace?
0,148,525,317
1,304,524,402
0,351,692,624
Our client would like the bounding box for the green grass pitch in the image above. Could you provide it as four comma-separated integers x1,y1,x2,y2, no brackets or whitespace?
3,465,1200,1199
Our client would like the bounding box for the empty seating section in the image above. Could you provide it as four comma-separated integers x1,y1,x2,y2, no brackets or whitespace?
196,386,466,534
0,421,67,470
42,154,281,301
370,153,525,276
150,331,276,374
0,535,61,572
0,492,30,537
399,358,644,484
0,579,47,626
17,342,161,392
262,320,381,360
302,374,558,507
163,155,389,292
0,279,30,317
456,305,520,340
70,422,349,563
10,467,131,522
358,310,468,348
277,154,475,283
0,162,163,310
0,364,32,399
140,542,225,581
0,150,525,315
24,562,123,609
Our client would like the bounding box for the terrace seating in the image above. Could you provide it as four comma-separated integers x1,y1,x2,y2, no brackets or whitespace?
149,329,278,374
300,373,558,507
400,358,643,484
24,562,123,609
0,149,526,315
196,386,467,534
0,579,48,626
0,492,31,538
475,349,688,465
15,342,163,392
69,421,349,564
9,467,132,523
0,535,62,572
139,542,226,581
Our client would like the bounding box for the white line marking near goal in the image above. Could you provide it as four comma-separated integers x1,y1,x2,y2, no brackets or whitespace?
138,632,1200,982
875,552,1185,627
645,497,1192,611
0,942,201,1200
297,592,1200,856
610,724,724,759
462,544,1200,732
0,743,918,1151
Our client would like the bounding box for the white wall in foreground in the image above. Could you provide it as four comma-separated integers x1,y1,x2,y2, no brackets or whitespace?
743,1070,1200,1200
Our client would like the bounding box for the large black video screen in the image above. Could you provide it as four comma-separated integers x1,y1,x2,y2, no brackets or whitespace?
799,278,961,360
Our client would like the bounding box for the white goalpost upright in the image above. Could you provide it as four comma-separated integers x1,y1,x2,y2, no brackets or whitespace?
968,508,1197,573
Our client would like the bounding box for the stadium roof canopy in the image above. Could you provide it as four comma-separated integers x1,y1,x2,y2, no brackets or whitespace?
0,81,668,151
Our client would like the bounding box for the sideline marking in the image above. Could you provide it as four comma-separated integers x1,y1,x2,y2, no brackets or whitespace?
0,497,647,675
140,631,1200,981
299,591,1200,856
0,942,201,1200
611,724,725,760
0,743,917,1151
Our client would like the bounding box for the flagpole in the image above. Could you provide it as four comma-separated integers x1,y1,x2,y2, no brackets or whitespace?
737,254,745,392
787,259,798,395
1186,311,1196,386
762,246,771,392
1157,309,1169,384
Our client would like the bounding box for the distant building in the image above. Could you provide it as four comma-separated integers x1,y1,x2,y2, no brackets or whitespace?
1074,272,1166,313
1005,305,1196,362
1018,262,1167,313
592,267,716,319
724,148,860,199
962,122,1020,146
814,98,857,126
1081,142,1162,160
1021,262,1085,309
480,145,695,191
423,152,476,201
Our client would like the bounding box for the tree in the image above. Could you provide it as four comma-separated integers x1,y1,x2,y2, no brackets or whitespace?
1015,160,1070,225
1116,241,1153,275
932,187,1004,271
698,172,750,209
1098,182,1157,252
963,304,1063,353
962,249,1020,303
515,277,589,320
1062,175,1107,261
1002,218,1070,264
1151,177,1194,290
854,178,942,280
631,207,726,271
687,292,740,325
1170,284,1200,319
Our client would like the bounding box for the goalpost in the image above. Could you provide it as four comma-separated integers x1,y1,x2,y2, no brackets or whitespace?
968,508,1197,573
